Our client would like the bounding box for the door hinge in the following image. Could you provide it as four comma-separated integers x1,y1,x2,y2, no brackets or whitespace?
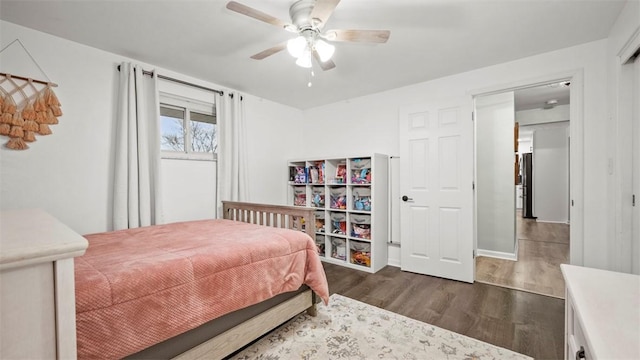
633,194,636,207
471,112,475,121
472,181,475,190
473,249,476,258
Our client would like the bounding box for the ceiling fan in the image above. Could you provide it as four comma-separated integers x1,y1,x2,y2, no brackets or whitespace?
226,0,390,71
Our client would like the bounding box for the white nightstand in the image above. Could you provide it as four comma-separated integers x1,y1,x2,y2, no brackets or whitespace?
561,264,640,360
0,209,88,359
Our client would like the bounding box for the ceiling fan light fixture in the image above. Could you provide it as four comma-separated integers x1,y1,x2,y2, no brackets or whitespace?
287,36,307,58
295,50,313,68
314,39,335,62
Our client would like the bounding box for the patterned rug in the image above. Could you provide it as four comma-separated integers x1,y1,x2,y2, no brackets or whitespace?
231,294,532,360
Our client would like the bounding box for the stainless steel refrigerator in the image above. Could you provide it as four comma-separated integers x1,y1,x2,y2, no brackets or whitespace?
522,153,536,219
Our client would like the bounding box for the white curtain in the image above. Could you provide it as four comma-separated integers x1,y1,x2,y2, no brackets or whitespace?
113,62,163,230
216,91,249,216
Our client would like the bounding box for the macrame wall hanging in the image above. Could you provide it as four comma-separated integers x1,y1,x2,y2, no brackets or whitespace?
0,39,62,150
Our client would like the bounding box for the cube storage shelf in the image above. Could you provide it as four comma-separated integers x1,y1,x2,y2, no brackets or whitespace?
288,154,389,273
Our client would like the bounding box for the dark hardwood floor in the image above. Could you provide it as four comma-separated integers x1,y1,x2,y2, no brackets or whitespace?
324,263,565,360
476,211,570,298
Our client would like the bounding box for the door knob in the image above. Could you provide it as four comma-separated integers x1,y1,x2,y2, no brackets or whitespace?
401,195,414,202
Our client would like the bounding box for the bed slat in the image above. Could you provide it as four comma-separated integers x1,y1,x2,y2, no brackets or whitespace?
222,201,316,238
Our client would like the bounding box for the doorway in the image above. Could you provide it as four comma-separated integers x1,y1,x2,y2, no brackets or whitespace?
474,81,571,298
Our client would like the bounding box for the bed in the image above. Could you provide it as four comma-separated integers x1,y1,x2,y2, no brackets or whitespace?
74,201,329,359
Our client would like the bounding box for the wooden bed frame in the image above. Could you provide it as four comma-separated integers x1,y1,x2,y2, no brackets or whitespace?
221,201,317,238
141,201,319,360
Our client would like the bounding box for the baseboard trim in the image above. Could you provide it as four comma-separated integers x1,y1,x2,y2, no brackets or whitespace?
476,247,518,261
535,219,570,224
387,258,401,267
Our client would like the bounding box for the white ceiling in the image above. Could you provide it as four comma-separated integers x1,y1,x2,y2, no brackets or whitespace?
515,81,571,111
0,0,626,110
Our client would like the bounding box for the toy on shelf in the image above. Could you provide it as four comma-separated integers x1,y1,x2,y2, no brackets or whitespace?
290,166,307,184
309,161,325,184
350,158,372,184
331,238,347,261
291,216,306,232
351,168,371,184
350,241,371,267
315,235,325,256
330,212,347,235
351,251,371,267
315,211,325,233
293,186,306,206
329,187,347,209
311,187,325,208
352,187,372,211
351,223,371,239
350,214,371,239
333,163,347,184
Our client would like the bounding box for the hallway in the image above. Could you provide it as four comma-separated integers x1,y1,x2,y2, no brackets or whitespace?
475,212,569,298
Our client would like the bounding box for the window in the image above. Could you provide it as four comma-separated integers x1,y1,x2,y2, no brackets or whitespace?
160,94,217,160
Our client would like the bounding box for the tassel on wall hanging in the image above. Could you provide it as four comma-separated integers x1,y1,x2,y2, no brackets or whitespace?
0,39,62,150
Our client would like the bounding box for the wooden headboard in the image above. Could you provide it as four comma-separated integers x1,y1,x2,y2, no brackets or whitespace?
222,201,316,238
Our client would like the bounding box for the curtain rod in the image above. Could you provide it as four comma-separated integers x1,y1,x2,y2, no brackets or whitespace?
116,65,223,96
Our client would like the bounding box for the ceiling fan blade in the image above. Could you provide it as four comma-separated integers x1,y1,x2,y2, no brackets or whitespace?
310,0,340,29
226,1,289,28
313,50,336,71
326,29,390,43
250,43,287,60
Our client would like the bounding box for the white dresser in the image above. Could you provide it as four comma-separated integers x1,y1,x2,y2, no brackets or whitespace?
561,264,640,360
0,209,88,359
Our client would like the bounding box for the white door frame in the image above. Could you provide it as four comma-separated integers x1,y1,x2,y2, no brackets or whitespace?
469,69,585,266
615,28,640,273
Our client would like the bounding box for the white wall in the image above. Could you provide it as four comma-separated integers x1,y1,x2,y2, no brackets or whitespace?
476,92,516,254
303,39,610,270
517,104,570,126
529,121,570,223
242,94,305,205
516,105,571,224
0,20,302,235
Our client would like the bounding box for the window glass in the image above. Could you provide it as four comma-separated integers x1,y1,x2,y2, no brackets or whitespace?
190,112,217,153
159,93,216,160
160,106,185,152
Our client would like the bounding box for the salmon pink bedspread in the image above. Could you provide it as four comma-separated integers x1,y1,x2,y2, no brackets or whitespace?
75,219,329,359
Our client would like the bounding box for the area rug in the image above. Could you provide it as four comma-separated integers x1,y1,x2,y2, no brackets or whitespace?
231,294,532,360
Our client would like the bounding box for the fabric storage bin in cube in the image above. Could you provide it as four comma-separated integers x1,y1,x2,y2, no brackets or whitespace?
350,240,371,267
308,161,325,184
315,235,325,257
352,187,372,211
293,186,306,206
350,214,371,240
350,158,371,184
289,165,307,184
311,186,325,208
330,212,347,235
315,211,325,233
329,186,347,209
330,237,347,261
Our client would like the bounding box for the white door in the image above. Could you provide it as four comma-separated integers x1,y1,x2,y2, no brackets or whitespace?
399,98,474,283
633,55,640,274
475,92,517,254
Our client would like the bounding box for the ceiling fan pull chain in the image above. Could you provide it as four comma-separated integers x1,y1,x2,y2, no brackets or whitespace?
307,67,315,87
